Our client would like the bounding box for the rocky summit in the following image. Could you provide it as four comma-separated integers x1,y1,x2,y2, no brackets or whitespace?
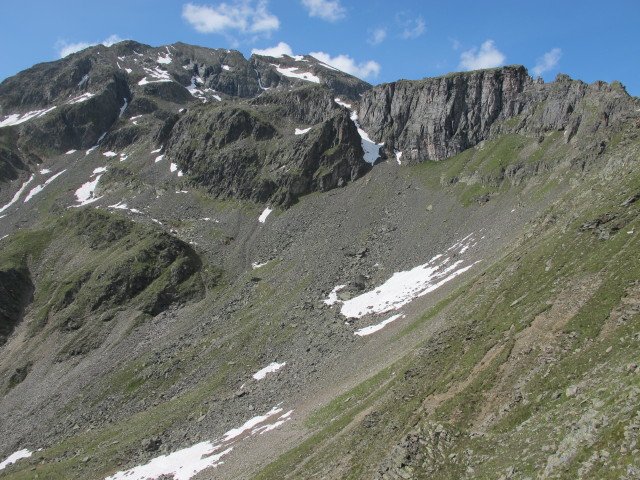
0,41,639,480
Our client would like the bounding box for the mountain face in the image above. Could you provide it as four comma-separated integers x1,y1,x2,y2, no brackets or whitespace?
0,41,639,480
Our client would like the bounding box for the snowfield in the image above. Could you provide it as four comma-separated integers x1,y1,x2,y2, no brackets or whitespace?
326,233,481,319
252,362,286,380
0,106,57,128
258,207,273,223
104,406,292,480
0,449,33,471
271,64,320,83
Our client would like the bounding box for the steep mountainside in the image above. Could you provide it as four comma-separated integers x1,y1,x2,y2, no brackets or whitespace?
0,41,639,480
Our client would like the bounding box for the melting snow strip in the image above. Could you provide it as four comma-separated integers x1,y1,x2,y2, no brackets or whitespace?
333,98,382,165
323,284,347,306
23,170,66,203
394,150,403,165
0,449,33,471
334,98,352,109
104,406,291,480
119,97,128,117
295,127,312,135
270,64,320,83
326,234,481,318
67,93,95,104
258,207,273,223
0,175,35,213
65,149,77,154
354,313,405,336
138,67,172,85
252,362,286,380
0,106,57,128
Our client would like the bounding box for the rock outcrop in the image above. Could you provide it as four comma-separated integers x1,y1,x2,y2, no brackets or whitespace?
358,66,639,164
165,86,370,206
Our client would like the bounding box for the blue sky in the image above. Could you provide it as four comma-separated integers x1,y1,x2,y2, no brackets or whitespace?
1,0,639,96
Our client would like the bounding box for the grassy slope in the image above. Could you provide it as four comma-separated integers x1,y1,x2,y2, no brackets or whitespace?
252,122,640,479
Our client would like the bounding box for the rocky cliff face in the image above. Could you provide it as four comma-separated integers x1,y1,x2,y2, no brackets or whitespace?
358,66,639,164
0,41,371,200
165,86,370,206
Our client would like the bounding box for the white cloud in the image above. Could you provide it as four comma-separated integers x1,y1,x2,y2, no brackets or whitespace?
301,0,345,22
252,42,293,57
182,1,279,36
368,28,387,46
396,12,425,39
57,35,125,58
309,51,380,80
532,48,562,76
458,40,506,71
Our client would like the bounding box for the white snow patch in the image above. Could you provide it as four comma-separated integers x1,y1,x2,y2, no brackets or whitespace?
109,202,128,210
103,151,117,158
258,207,273,223
0,449,33,471
334,98,352,109
93,167,107,174
252,261,269,269
119,97,128,117
333,99,382,164
271,64,320,83
23,170,66,203
0,106,57,128
86,132,107,156
323,284,346,305
151,146,163,154
65,149,77,154
67,92,95,104
125,68,133,74
223,407,283,441
104,443,232,480
186,76,220,103
355,313,405,336
155,154,165,163
177,170,184,177
170,162,178,172
295,127,312,135
39,168,51,175
157,52,172,64
119,153,129,162
349,111,383,165
75,173,103,205
138,67,172,85
106,404,292,479
394,150,403,165
252,362,286,380
222,64,231,70
0,175,35,213
255,69,269,90
327,234,481,318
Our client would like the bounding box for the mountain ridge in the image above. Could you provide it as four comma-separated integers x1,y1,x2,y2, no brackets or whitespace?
0,40,639,480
